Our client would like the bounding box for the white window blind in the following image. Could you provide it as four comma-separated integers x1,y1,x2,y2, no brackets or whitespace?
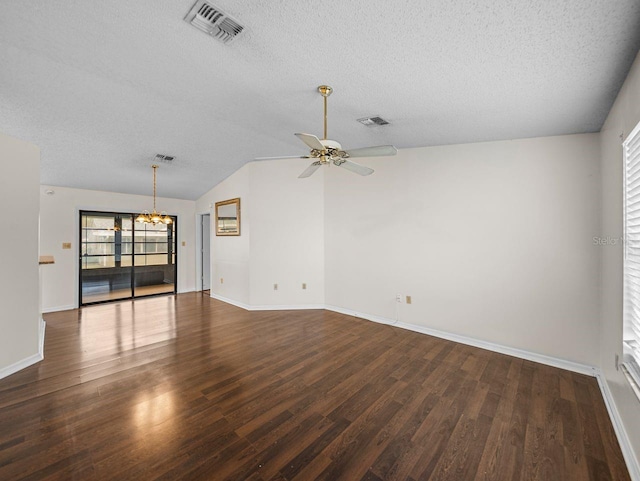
623,120,640,391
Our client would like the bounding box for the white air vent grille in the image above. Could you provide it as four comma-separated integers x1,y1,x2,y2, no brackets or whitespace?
185,1,244,44
154,154,174,163
358,116,390,126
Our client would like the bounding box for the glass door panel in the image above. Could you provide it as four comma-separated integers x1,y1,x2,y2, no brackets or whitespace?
133,220,176,296
80,212,133,304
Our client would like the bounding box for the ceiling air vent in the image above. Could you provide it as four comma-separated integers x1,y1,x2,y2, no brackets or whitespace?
154,154,174,163
357,116,390,126
184,1,245,45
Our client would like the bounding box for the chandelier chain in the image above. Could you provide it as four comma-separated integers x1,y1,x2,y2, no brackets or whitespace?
136,164,172,225
153,164,157,211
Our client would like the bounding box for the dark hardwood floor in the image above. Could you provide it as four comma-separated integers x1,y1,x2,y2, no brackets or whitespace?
0,293,631,480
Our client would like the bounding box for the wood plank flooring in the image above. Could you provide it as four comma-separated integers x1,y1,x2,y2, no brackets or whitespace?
0,293,631,480
82,283,175,304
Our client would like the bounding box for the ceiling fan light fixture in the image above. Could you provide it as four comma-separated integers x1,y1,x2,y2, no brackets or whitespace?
263,85,397,178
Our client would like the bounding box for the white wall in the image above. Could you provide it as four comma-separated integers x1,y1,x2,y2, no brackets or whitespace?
249,160,324,307
196,165,251,304
325,134,601,366
600,50,640,466
195,159,325,307
197,134,600,368
0,132,41,373
39,185,196,311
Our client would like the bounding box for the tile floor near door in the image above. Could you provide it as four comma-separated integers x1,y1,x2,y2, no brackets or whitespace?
0,293,631,480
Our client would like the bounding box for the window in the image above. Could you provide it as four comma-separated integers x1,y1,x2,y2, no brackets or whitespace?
623,121,640,395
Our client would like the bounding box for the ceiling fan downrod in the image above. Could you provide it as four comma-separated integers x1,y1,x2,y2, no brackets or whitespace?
318,85,333,140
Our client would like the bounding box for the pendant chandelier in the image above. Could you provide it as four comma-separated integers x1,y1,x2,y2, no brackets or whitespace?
136,164,172,225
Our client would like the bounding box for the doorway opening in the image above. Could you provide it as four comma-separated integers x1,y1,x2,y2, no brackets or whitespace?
200,213,211,291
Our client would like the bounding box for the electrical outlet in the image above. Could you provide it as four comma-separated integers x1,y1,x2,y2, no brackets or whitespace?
406,295,412,305
182,241,186,246
396,294,402,303
62,242,72,249
274,283,278,291
302,283,307,290
220,278,224,284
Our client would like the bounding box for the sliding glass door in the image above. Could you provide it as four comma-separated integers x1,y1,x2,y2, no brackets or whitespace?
133,219,176,297
80,210,177,305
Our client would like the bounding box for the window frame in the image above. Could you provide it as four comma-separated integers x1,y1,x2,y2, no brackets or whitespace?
622,120,640,399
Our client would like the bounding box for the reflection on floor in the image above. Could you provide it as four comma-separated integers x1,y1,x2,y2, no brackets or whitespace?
82,284,175,304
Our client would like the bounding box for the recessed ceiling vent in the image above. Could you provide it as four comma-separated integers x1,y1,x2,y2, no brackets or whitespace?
184,1,244,45
357,116,390,126
154,154,174,163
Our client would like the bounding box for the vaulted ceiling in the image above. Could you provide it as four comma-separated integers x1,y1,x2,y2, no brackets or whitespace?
1,0,640,199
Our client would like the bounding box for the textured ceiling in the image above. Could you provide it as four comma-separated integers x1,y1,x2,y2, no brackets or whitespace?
1,0,640,200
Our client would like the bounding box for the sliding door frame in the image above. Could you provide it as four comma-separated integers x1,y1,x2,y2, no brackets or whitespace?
78,209,178,306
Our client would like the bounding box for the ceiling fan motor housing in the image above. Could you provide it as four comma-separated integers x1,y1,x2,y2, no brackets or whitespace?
319,139,341,150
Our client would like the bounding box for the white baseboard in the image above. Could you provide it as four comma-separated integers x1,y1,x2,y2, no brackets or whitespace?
0,317,45,381
177,288,196,294
0,353,42,381
210,293,252,310
395,321,596,376
595,371,640,481
325,305,597,377
42,304,75,313
209,292,324,311
326,305,399,328
209,296,598,378
39,317,46,357
247,303,325,311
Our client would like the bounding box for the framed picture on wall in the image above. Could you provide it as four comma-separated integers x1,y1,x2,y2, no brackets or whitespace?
215,198,240,236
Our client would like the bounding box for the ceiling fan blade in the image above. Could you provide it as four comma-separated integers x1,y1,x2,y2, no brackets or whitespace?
295,133,325,151
254,155,308,161
298,161,323,178
336,159,374,176
344,145,397,158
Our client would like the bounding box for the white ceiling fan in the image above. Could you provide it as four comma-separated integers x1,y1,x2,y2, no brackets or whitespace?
257,85,397,178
